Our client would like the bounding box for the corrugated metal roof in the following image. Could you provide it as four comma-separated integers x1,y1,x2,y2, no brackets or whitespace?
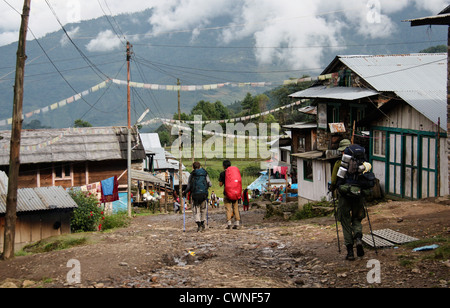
140,133,183,170
172,171,191,186
337,53,447,130
405,13,450,26
439,5,450,15
140,133,162,151
0,126,146,166
298,106,317,115
0,171,7,195
130,169,167,185
147,147,182,170
292,151,324,159
0,171,78,213
290,86,379,101
283,122,318,130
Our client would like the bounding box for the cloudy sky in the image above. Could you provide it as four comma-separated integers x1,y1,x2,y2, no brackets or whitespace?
0,0,448,69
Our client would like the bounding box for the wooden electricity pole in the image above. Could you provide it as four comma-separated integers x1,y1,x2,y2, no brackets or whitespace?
126,41,132,217
3,0,31,260
177,79,184,228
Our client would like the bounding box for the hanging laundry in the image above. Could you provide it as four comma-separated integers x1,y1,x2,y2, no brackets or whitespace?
101,176,119,203
280,166,288,176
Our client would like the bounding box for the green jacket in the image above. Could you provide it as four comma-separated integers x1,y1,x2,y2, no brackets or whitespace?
331,159,341,188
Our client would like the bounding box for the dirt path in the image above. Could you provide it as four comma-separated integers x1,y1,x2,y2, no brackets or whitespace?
0,200,449,289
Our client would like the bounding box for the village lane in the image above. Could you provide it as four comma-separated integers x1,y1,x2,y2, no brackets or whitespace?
0,200,449,289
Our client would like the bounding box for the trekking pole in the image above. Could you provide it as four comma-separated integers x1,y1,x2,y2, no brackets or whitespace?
364,202,378,255
329,191,341,254
206,197,209,227
183,197,186,233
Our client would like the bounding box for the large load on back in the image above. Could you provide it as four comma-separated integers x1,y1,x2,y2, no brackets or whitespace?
224,166,242,201
337,144,375,196
191,168,209,202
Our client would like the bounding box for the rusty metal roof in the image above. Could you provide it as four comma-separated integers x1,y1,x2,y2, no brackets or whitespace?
298,105,317,115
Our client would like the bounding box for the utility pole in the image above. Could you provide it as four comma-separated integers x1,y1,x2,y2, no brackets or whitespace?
126,41,132,218
3,0,31,260
177,79,184,229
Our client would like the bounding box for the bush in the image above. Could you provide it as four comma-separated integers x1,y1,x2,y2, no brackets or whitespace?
69,190,103,232
290,199,334,221
243,165,261,177
291,203,316,220
102,211,131,230
205,167,221,179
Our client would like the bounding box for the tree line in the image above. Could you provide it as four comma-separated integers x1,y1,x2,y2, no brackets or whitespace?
157,81,313,147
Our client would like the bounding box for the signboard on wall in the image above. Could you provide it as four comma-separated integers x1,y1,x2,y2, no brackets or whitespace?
317,103,327,129
329,123,346,133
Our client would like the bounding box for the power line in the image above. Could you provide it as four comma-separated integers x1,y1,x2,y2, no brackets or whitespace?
134,55,323,75
0,51,122,71
44,0,110,81
77,61,127,121
1,0,109,115
96,0,126,46
102,0,127,42
130,53,166,119
0,59,121,81
363,57,446,79
132,39,447,50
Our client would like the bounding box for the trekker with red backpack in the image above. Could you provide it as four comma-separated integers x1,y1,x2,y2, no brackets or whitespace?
219,160,242,229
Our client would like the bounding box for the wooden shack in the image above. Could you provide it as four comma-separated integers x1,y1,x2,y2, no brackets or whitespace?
0,171,78,251
0,126,146,190
289,53,448,202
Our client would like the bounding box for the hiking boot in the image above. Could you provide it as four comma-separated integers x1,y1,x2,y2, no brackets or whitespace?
232,225,239,230
356,237,365,257
196,222,202,232
226,224,231,229
200,221,206,232
346,244,355,261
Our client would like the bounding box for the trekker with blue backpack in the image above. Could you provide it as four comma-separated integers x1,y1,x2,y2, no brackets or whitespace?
184,162,212,232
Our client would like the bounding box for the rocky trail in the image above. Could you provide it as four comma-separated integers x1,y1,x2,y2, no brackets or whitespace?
0,199,449,290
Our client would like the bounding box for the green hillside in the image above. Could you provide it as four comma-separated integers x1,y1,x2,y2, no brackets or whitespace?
0,8,446,130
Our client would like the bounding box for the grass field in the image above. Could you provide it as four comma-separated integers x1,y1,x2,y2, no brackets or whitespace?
168,137,272,198
182,158,263,199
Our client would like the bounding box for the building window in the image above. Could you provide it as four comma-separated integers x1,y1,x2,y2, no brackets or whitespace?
332,107,339,123
303,160,313,181
349,105,366,131
373,130,386,157
298,137,306,152
54,164,72,180
281,150,288,162
327,103,340,129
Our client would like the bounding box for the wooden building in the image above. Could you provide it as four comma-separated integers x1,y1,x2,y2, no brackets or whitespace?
288,53,448,202
405,5,450,196
0,126,146,190
0,171,78,251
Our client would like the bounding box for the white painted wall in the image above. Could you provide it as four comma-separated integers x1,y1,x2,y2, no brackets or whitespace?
296,158,331,203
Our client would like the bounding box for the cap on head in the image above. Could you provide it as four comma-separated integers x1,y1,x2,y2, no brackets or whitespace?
338,139,351,151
